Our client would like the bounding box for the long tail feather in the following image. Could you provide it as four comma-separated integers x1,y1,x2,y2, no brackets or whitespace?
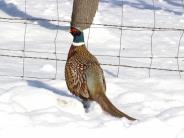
94,93,136,121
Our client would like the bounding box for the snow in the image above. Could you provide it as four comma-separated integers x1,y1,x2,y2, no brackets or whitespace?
0,0,184,138
41,64,55,73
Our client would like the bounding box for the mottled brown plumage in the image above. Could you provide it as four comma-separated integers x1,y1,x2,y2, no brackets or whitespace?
65,45,135,120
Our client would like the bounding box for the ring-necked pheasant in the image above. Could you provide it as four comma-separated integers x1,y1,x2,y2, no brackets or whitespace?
65,27,136,120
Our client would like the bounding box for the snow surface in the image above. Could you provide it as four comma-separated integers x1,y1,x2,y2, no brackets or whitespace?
0,0,184,138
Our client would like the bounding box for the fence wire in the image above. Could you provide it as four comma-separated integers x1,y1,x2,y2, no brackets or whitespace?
22,0,27,79
0,0,184,80
116,0,124,78
54,0,60,79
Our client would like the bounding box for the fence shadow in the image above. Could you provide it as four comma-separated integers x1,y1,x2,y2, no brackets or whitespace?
0,0,69,30
104,69,117,77
101,0,183,15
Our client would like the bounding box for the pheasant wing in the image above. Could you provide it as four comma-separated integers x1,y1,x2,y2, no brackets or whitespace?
65,57,90,99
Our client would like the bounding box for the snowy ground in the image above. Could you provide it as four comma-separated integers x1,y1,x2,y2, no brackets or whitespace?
0,0,184,138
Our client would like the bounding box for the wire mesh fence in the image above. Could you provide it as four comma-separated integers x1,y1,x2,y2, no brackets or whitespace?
0,0,184,80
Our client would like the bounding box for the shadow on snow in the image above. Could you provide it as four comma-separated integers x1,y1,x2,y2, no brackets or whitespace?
26,80,76,99
101,0,183,16
0,0,69,30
